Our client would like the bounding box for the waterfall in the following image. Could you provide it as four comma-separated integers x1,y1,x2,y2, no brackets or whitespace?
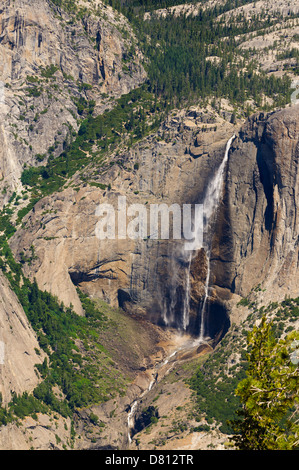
199,252,210,341
182,252,192,331
202,135,235,230
160,135,235,337
185,135,235,339
127,136,235,447
198,134,235,340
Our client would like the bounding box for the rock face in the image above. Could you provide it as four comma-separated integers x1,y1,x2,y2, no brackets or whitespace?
0,0,145,204
0,271,44,405
8,105,299,342
10,107,236,336
212,105,299,306
0,0,298,453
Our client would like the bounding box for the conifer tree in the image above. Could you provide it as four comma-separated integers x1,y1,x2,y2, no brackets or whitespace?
230,316,299,450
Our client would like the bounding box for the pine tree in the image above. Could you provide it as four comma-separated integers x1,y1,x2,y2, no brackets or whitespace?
229,316,299,450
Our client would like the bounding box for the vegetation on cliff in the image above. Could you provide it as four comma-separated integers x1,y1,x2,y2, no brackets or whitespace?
20,85,161,203
189,298,299,447
19,0,296,221
134,2,293,110
0,225,129,424
230,315,299,449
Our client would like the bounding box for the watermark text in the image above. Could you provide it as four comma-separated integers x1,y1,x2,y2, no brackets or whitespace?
95,196,204,251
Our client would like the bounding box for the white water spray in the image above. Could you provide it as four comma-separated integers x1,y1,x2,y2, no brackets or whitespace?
127,400,138,443
199,253,210,341
182,252,192,331
159,135,235,337
185,135,235,340
199,135,235,340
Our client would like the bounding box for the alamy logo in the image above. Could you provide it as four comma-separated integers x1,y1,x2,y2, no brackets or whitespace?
95,196,204,251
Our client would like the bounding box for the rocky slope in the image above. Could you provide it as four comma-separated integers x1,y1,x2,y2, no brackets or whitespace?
0,0,145,205
9,104,299,339
0,271,44,405
213,105,299,305
0,297,182,450
0,0,298,452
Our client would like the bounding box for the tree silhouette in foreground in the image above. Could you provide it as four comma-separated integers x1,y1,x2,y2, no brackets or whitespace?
230,316,299,450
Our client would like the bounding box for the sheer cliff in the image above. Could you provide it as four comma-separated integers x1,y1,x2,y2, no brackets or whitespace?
0,0,298,452
214,105,299,305
9,108,237,327
9,105,299,338
0,0,145,204
0,271,44,406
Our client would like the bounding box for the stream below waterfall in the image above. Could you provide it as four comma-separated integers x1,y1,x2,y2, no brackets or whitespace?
127,135,236,445
127,334,210,445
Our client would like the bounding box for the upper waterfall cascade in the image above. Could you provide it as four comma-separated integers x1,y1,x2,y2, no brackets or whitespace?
162,135,236,339
197,134,235,341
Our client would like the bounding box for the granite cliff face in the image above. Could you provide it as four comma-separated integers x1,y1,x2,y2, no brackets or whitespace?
9,105,299,342
0,0,145,204
0,271,44,405
212,105,299,306
0,0,297,347
9,107,236,337
0,0,298,451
